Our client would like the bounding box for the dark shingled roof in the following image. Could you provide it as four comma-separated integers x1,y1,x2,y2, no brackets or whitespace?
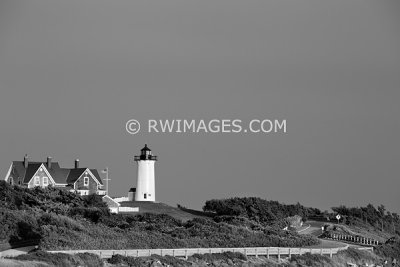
66,168,86,184
90,169,103,185
23,163,42,183
9,160,103,186
66,168,103,185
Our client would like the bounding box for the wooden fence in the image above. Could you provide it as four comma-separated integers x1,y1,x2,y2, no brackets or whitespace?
48,245,373,260
324,233,381,246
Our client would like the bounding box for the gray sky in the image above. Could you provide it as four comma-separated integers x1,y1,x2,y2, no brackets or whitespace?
0,0,399,213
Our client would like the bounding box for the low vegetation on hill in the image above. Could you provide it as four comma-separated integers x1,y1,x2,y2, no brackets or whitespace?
0,181,319,251
1,181,399,266
331,204,400,236
6,248,385,267
203,197,321,227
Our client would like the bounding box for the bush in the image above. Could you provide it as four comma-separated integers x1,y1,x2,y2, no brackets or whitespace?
203,197,321,226
375,237,400,258
108,254,142,266
191,251,247,262
290,252,332,267
10,251,103,267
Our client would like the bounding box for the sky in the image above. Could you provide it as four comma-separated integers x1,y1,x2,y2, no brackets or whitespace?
0,0,399,213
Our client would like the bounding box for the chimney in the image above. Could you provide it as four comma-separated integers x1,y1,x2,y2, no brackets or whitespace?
47,156,52,169
24,154,29,168
75,159,80,169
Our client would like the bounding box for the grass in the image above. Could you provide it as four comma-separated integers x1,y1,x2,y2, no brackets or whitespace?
289,247,382,267
119,201,209,222
8,251,103,267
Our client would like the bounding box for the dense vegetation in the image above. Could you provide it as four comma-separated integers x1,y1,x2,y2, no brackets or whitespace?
0,181,319,250
10,251,103,267
203,197,322,227
289,248,381,267
331,204,400,236
107,252,249,267
1,181,399,266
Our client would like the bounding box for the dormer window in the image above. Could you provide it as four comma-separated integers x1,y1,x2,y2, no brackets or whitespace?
84,176,89,186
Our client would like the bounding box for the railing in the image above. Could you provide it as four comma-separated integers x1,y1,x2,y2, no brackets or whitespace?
112,197,129,203
134,155,158,161
46,245,374,260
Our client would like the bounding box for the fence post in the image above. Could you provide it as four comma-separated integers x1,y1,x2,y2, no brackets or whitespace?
288,248,291,258
320,248,323,255
278,248,280,262
330,249,333,258
99,251,102,258
267,248,269,259
161,249,163,256
125,251,127,257
255,248,258,258
185,249,188,260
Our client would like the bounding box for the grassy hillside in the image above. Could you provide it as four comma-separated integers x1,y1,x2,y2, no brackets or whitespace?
0,181,319,251
119,201,209,222
4,248,387,267
1,181,399,266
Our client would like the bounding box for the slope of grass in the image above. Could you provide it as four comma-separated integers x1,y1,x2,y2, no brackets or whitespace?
119,201,208,222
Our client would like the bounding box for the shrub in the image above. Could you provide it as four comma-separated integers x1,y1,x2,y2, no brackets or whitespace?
10,251,103,267
290,252,332,267
191,251,247,262
375,237,400,258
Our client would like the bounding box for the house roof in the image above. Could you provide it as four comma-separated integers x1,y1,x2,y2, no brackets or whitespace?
90,169,103,185
9,160,103,186
66,168,86,184
23,163,42,183
66,168,103,185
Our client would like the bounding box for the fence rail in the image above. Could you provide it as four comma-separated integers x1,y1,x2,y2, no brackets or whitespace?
48,245,373,260
324,233,381,246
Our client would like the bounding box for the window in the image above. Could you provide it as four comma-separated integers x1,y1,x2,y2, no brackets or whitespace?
144,193,147,199
34,176,40,186
84,176,89,186
43,177,48,186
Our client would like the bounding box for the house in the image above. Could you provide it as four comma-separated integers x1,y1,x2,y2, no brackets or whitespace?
4,155,106,196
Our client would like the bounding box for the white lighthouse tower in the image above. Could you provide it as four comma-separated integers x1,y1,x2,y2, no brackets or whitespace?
133,144,157,202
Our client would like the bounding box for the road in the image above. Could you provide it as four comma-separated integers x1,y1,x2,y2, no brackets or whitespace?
298,221,353,249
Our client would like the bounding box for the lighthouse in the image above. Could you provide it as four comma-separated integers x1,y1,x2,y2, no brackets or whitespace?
133,144,157,202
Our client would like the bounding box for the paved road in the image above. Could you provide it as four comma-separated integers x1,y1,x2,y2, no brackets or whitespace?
298,221,353,249
298,221,325,236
